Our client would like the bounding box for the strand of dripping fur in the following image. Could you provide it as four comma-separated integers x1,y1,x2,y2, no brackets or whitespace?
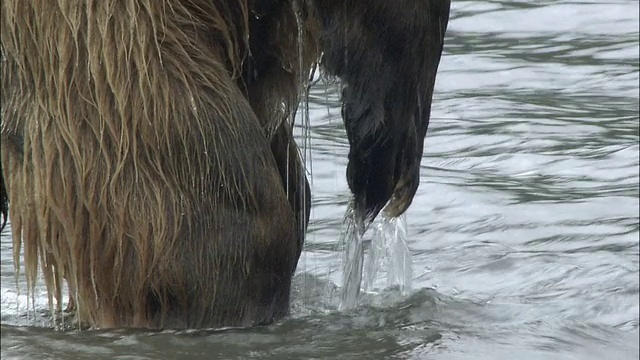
289,0,315,294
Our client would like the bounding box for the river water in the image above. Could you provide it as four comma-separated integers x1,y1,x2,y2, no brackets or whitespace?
1,1,639,359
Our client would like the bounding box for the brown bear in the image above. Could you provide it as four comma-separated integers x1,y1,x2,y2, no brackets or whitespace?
0,0,451,329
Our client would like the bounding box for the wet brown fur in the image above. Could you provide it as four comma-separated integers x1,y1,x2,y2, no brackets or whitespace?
1,0,318,329
0,0,451,329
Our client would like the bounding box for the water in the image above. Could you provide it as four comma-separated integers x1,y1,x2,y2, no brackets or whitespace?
2,1,639,358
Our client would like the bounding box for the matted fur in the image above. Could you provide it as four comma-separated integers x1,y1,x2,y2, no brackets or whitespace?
1,0,318,329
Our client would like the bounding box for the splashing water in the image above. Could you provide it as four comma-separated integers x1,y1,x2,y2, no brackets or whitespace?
339,205,413,310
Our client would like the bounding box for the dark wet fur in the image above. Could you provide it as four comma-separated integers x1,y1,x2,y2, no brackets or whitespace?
316,0,451,226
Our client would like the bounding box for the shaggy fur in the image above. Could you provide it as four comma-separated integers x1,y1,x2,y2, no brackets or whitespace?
0,0,451,329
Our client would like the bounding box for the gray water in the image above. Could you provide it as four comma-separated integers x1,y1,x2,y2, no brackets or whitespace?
1,1,639,359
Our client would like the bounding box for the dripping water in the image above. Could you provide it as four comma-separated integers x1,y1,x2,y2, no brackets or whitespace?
338,203,413,310
337,205,365,310
364,213,412,294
